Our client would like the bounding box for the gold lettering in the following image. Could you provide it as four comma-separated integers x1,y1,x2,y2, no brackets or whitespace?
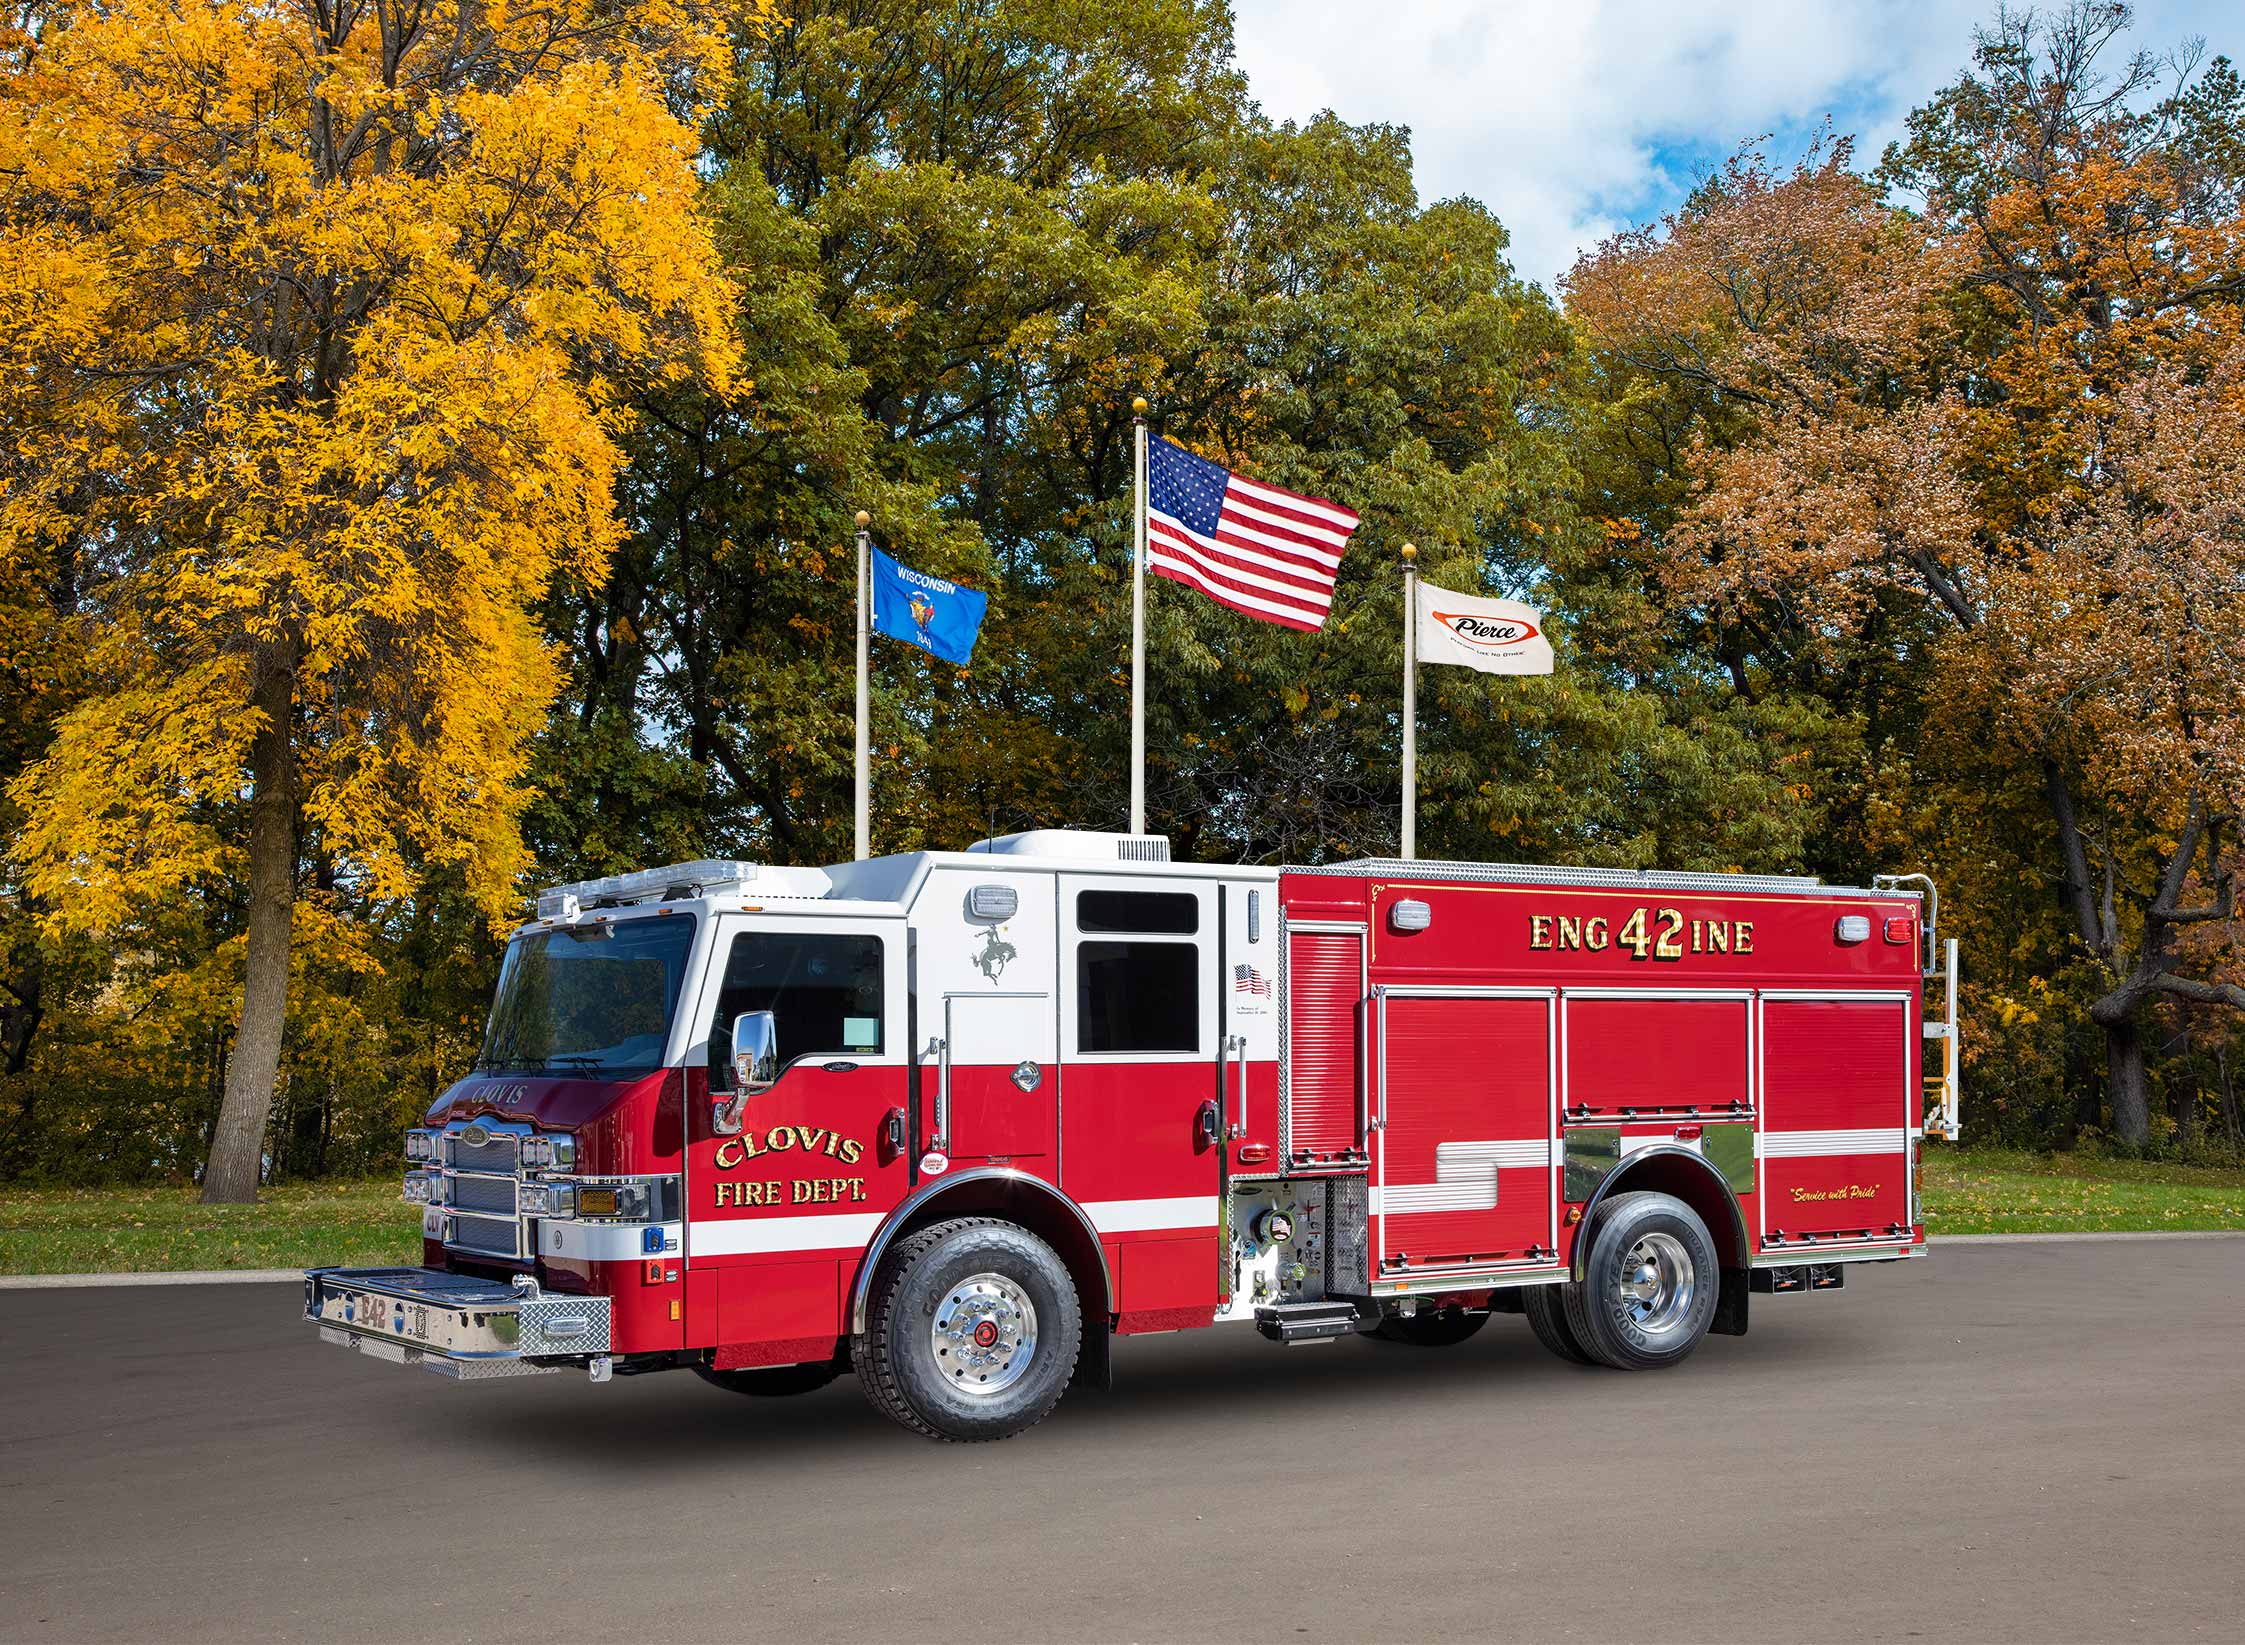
1585,917,1610,951
767,1126,798,1151
713,1138,742,1170
1618,906,1651,959
1735,921,1755,955
1654,908,1685,961
838,1138,863,1165
1691,918,1704,954
1707,922,1730,955
1530,914,1554,950
1557,915,1583,951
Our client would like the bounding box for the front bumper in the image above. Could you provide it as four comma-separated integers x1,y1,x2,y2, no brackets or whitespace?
304,1266,614,1381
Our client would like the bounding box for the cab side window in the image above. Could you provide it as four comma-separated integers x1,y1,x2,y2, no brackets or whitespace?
1074,891,1200,1054
707,931,884,1090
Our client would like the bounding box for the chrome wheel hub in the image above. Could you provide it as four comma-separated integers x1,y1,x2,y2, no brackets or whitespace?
932,1272,1038,1398
1615,1231,1696,1335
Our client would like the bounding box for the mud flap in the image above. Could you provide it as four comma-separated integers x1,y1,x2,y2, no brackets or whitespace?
1712,1267,1750,1337
1077,1317,1114,1391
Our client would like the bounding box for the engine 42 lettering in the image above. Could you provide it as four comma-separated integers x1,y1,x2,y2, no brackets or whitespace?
1527,906,1754,961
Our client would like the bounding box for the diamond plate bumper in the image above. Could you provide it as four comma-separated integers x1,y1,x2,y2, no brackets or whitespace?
304,1266,612,1380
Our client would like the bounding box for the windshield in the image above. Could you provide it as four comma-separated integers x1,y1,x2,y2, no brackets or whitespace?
479,916,698,1075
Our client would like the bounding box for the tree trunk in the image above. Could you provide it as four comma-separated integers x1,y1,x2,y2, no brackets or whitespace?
200,647,298,1204
2218,1047,2241,1149
2104,1015,2149,1147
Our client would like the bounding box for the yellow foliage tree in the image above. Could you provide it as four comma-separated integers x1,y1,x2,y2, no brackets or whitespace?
0,0,759,1199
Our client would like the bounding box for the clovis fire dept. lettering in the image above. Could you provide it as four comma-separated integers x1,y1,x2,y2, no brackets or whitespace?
313,829,1957,1444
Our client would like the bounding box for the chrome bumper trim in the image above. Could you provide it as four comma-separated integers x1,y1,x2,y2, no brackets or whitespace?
303,1266,613,1377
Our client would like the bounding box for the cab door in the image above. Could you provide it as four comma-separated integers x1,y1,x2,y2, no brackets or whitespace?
680,917,910,1361
910,866,1058,1173
1057,875,1224,1319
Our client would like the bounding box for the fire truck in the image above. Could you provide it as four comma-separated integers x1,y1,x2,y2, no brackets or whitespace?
305,830,1961,1442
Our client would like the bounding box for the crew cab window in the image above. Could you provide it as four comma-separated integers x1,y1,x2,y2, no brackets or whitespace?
707,931,884,1090
1078,941,1199,1053
1076,890,1198,934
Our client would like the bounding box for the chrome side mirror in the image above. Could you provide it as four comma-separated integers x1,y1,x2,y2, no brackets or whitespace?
713,1010,780,1136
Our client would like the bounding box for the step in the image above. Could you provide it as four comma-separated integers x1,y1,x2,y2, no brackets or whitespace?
1254,1299,1369,1345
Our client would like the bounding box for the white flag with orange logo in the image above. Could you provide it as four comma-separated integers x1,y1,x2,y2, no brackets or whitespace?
1414,581,1554,675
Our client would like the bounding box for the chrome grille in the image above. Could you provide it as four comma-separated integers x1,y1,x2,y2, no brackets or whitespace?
448,1211,523,1259
446,1131,520,1173
450,1174,517,1215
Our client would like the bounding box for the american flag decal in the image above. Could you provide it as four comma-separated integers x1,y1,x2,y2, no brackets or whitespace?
1147,436,1359,631
1233,963,1271,997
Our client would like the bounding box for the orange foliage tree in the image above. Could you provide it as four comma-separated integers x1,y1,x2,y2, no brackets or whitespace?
0,0,760,1198
1568,7,2245,1142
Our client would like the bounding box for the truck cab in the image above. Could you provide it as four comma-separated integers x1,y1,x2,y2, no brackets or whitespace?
308,830,1278,1427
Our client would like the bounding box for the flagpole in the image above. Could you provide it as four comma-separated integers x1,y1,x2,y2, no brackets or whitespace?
854,509,871,861
1400,541,1417,861
1130,396,1148,836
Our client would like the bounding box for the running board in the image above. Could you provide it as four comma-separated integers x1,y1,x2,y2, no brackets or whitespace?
1255,1300,1374,1345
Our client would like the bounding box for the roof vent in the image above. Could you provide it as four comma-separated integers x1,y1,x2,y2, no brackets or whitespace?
968,830,1171,863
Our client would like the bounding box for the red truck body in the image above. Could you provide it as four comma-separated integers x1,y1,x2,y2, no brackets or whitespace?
309,833,1955,1439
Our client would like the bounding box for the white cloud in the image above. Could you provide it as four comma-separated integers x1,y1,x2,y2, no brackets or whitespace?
1230,0,2234,291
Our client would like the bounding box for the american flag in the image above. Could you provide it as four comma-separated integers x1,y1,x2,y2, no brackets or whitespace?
1147,436,1359,632
1233,963,1271,997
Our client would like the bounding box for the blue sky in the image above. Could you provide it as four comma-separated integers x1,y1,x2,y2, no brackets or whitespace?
1230,0,2236,291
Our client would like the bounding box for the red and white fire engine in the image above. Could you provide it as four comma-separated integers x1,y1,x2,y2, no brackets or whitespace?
306,829,1961,1441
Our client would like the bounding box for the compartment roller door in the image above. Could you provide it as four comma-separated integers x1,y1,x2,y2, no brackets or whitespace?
1375,989,1557,1275
1758,993,1913,1245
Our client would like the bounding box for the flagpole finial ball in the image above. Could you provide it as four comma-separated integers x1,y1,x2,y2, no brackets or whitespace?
855,510,870,529
1132,396,1148,416
1400,541,1416,562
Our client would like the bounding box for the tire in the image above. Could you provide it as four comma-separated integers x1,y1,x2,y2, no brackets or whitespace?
1522,1282,1598,1365
852,1217,1082,1442
692,1360,844,1398
1561,1191,1719,1371
1368,1304,1490,1347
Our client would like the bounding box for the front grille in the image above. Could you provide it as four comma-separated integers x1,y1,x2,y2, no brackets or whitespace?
449,1211,523,1259
451,1174,518,1215
446,1132,520,1173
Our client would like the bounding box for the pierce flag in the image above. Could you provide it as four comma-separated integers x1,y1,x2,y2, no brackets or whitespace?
1413,581,1554,675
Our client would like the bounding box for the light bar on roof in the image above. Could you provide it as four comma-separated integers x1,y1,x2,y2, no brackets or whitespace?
536,860,764,920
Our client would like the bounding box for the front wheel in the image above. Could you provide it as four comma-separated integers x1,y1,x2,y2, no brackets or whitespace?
853,1217,1083,1442
1562,1191,1719,1371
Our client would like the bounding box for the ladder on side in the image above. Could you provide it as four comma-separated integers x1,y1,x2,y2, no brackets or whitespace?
1923,935,1961,1141
1876,873,1961,1142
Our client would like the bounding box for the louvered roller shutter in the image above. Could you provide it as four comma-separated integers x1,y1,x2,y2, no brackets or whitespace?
1285,929,1362,1157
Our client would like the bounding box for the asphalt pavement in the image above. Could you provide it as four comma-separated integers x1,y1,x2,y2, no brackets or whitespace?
3,1237,2241,1643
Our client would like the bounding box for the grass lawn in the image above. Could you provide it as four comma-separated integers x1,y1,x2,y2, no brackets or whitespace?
1921,1147,2245,1234
0,1149,2238,1274
0,1179,420,1275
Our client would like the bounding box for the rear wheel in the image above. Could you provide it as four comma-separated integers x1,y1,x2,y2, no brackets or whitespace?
693,1360,844,1398
1521,1283,1597,1365
1368,1304,1489,1347
1562,1191,1719,1371
853,1217,1082,1442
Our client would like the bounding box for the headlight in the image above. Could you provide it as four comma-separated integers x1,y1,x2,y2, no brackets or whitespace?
519,1181,577,1219
424,1174,451,1206
520,1133,577,1171
401,1174,426,1204
404,1130,435,1162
